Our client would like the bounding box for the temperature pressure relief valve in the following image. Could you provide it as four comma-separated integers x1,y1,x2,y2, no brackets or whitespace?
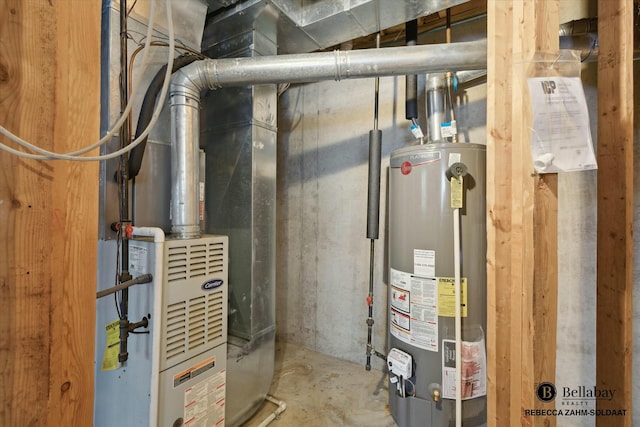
446,162,468,181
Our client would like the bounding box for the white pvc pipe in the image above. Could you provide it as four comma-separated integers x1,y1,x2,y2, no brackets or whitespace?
131,226,165,427
453,208,462,427
256,395,287,427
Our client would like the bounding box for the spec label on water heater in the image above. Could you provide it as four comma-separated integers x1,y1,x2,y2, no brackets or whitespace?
413,249,435,278
390,268,438,352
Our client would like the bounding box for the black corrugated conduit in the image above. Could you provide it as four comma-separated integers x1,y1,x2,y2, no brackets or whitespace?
128,53,202,179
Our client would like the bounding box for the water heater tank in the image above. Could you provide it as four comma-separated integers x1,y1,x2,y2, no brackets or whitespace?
388,142,487,427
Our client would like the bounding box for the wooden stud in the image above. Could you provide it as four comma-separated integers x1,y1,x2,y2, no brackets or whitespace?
0,1,100,425
596,0,633,425
487,1,559,426
486,1,514,423
529,2,559,425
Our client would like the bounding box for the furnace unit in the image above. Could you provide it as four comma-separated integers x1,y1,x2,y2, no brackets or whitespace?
95,234,228,427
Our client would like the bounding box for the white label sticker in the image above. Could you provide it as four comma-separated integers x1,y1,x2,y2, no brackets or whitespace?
390,269,438,352
391,308,411,330
414,249,435,278
391,269,411,291
199,182,205,221
441,120,458,138
448,153,461,167
184,368,226,426
391,287,410,313
129,245,148,275
442,339,487,400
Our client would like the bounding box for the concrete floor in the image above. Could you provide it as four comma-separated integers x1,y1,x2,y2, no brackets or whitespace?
242,342,396,427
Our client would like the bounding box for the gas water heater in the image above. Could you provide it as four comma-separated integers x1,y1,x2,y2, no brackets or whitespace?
388,143,486,426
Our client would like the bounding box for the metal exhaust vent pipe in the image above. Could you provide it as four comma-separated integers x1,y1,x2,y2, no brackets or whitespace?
169,39,488,238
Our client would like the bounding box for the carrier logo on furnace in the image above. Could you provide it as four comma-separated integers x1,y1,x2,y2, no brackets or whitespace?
202,279,224,291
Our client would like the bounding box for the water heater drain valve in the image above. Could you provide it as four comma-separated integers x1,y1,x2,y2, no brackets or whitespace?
387,348,413,379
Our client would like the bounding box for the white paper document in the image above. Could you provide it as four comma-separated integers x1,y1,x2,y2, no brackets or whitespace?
527,76,597,173
442,338,487,400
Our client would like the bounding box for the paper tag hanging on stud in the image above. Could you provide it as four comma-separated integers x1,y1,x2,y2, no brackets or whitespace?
451,176,463,209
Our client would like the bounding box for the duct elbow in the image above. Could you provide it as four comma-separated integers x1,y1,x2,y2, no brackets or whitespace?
170,59,220,103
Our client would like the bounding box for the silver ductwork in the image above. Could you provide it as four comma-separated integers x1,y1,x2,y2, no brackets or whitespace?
206,0,471,54
169,39,488,237
171,40,487,91
169,90,202,237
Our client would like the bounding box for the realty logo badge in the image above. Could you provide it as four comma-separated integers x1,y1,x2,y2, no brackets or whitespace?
536,382,557,403
525,382,627,418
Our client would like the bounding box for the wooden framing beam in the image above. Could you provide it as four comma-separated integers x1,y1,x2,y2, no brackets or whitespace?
0,1,100,425
596,0,634,425
487,1,559,426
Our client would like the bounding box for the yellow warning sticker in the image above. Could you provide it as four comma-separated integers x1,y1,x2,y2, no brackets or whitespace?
437,277,468,317
101,319,121,371
450,176,463,209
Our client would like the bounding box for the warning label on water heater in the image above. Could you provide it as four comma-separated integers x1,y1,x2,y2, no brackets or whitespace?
390,268,438,352
442,338,487,400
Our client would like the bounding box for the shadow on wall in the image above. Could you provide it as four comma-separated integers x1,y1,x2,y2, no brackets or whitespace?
273,77,488,366
276,83,487,187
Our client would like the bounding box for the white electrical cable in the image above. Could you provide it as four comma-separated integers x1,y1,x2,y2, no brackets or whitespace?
0,0,156,158
454,206,462,427
0,0,175,161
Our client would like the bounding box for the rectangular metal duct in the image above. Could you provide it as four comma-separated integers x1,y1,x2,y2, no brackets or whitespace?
200,8,278,426
205,0,470,53
204,0,242,12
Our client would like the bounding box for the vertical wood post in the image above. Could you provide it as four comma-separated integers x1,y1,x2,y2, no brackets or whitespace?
596,0,633,425
487,1,559,425
0,2,100,425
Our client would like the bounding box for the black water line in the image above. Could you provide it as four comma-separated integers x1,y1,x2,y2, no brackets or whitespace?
365,34,383,371
117,0,133,364
365,129,382,370
97,274,153,299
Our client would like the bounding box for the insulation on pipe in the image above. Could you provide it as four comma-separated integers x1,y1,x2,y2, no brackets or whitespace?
405,20,419,120
366,129,382,240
